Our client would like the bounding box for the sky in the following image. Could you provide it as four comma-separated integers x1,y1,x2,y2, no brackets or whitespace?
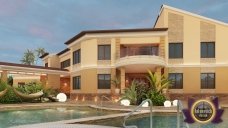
0,0,228,65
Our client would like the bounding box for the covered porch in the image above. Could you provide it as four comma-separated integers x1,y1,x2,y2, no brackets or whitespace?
115,66,165,93
0,62,70,96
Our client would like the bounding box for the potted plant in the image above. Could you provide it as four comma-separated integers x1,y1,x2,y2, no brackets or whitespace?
111,77,121,94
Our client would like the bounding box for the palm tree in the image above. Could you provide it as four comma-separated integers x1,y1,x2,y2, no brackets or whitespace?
121,80,137,105
35,47,46,58
20,49,35,65
146,70,172,94
111,76,120,88
35,47,46,64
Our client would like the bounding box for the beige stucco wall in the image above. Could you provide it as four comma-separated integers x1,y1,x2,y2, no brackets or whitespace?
215,67,228,93
71,68,115,94
59,52,70,62
183,14,200,64
80,68,97,93
46,74,60,89
216,25,228,63
183,67,201,93
48,55,60,68
155,8,228,64
167,67,228,93
81,39,97,67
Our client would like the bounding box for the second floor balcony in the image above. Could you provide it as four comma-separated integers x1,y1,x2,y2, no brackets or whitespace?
120,46,159,57
116,45,166,68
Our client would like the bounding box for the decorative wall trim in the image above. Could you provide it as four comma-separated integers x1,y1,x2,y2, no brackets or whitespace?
168,59,184,64
200,89,215,93
200,67,215,73
97,68,111,74
97,60,111,66
97,38,111,44
168,67,183,73
200,58,216,64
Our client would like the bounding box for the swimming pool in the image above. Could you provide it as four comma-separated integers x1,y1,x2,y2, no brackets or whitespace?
83,109,228,128
0,106,119,128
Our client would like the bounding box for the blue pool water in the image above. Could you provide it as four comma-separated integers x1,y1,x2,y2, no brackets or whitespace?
86,111,228,128
0,107,118,128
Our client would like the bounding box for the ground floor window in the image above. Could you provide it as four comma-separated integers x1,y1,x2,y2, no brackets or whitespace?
168,73,183,89
73,76,80,89
98,74,111,89
201,73,215,89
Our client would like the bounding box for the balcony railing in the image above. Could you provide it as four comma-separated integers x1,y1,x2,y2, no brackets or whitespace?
120,47,159,58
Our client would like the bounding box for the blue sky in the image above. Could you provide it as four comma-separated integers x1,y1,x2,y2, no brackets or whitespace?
0,0,228,65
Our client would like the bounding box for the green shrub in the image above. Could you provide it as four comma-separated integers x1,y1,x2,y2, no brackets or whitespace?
43,88,59,97
0,81,21,103
17,81,43,94
135,81,148,104
146,90,166,106
121,80,137,105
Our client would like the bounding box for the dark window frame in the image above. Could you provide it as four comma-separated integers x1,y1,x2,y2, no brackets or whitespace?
201,42,215,58
73,49,81,64
60,59,70,69
45,63,48,67
73,76,81,90
98,74,111,89
201,73,215,89
98,45,111,60
169,43,183,59
168,73,183,89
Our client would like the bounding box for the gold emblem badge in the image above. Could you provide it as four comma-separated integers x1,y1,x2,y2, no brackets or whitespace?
191,100,216,123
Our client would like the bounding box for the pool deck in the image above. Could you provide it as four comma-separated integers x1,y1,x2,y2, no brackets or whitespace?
2,99,228,128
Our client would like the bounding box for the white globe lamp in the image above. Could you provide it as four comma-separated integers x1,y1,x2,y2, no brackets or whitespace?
172,100,178,106
164,100,171,107
142,101,149,107
120,99,130,106
57,93,67,102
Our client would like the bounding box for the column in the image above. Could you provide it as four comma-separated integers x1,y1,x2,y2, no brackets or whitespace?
1,70,8,83
111,68,116,94
120,67,125,94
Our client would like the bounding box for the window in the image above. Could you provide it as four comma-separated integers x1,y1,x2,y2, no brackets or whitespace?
73,76,81,89
169,43,183,58
61,59,70,69
73,49,80,64
98,45,111,60
201,42,215,58
45,63,48,67
169,73,183,89
98,74,111,89
201,73,215,89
